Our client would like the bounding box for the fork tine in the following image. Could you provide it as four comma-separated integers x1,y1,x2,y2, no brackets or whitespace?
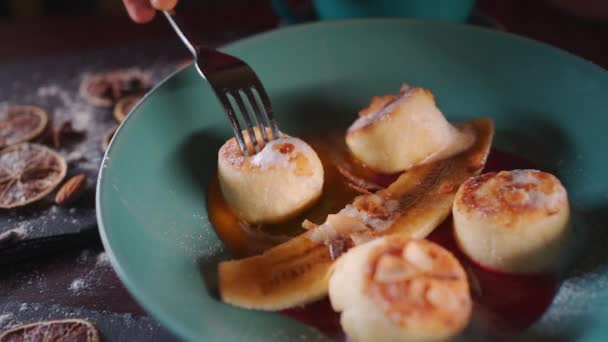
231,91,260,154
216,92,248,155
243,88,270,143
251,81,280,140
164,11,283,154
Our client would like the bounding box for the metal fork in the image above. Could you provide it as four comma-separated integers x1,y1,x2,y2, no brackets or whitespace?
163,10,280,156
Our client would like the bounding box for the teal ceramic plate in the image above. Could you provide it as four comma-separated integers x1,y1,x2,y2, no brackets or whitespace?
97,20,608,341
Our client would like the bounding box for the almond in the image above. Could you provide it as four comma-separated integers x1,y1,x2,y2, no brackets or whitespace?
55,174,87,205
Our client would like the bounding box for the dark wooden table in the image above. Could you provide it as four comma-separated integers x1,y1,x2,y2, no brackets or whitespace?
0,1,605,341
0,43,192,341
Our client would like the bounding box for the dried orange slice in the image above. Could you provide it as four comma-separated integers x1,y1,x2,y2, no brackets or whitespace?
0,318,100,342
0,105,49,149
0,143,67,209
113,94,143,123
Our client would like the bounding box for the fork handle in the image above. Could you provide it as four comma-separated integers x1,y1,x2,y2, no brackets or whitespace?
163,10,198,58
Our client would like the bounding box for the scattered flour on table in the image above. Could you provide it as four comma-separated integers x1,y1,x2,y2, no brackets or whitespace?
34,67,157,173
1,62,178,334
11,222,32,237
96,252,110,267
69,279,86,293
0,313,14,329
36,83,103,172
0,69,121,237
68,250,114,294
1,301,166,336
0,222,32,241
3,61,181,319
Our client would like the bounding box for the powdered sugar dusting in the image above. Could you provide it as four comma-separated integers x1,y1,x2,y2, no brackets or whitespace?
64,250,119,295
0,301,174,339
37,85,71,112
348,89,412,132
96,252,111,267
508,170,566,210
251,137,310,170
534,271,606,336
11,222,31,237
0,313,14,328
511,169,541,186
69,278,86,293
466,170,568,219
37,82,106,172
222,135,320,174
0,222,31,242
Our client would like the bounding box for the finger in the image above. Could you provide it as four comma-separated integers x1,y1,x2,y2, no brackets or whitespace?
150,0,178,11
123,0,156,23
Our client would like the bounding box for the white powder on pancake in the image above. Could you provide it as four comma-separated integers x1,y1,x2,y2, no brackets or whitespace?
472,170,567,215
250,139,292,169
509,170,566,211
250,137,311,170
349,89,412,132
511,169,541,186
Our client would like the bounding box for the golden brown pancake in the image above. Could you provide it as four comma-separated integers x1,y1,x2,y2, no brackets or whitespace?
453,169,570,273
329,236,472,341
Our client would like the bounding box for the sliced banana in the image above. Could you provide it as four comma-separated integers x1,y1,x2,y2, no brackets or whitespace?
346,85,474,173
218,129,324,224
218,233,332,310
453,169,570,273
329,236,472,342
218,118,493,310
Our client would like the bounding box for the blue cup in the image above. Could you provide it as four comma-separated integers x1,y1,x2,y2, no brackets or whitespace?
273,0,476,24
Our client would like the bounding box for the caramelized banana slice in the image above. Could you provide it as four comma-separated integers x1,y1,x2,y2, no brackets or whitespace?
346,86,474,173
329,236,472,342
219,118,493,310
218,234,332,310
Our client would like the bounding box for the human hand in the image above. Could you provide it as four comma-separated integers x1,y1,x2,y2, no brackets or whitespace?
122,0,178,23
